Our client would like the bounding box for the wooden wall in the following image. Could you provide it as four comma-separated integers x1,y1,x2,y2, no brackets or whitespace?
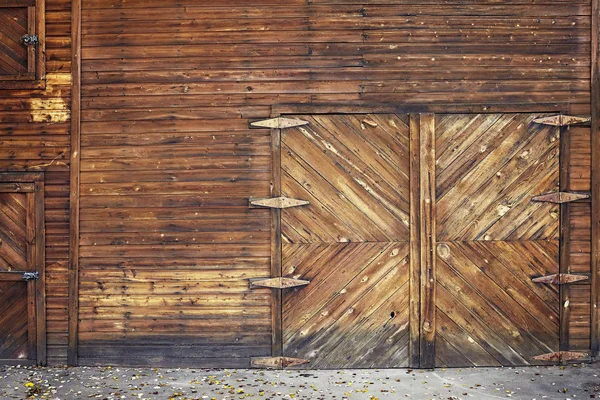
0,0,71,364
74,0,594,366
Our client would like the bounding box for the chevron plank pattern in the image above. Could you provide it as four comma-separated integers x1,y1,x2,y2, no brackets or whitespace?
0,192,28,271
436,241,559,367
436,114,560,241
281,114,412,368
0,191,33,362
283,242,410,368
0,7,29,75
0,280,29,360
281,114,410,244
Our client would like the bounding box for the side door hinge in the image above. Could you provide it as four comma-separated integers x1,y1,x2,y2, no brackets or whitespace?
533,115,591,127
21,34,39,46
22,272,39,281
249,197,309,209
250,277,311,289
251,357,310,369
532,274,588,285
250,117,309,129
533,351,588,363
531,192,590,204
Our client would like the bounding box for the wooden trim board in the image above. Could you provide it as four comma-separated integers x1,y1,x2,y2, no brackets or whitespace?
67,0,82,366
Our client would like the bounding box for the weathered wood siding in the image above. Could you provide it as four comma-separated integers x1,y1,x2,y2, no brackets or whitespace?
0,0,71,364
75,0,593,365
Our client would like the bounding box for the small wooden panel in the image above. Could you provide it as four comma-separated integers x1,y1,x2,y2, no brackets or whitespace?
0,7,29,76
436,114,560,242
436,241,560,367
281,114,410,244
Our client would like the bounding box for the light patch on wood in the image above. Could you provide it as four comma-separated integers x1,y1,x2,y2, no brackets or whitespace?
497,204,511,216
29,97,70,123
436,243,450,259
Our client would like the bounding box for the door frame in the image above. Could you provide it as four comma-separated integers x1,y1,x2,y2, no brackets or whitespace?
0,172,45,365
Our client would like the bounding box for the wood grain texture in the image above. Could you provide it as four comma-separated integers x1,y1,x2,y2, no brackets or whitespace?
436,114,560,242
591,0,600,357
281,114,412,368
67,0,80,366
435,114,561,367
0,177,45,365
436,241,560,367
418,114,436,368
0,0,72,364
52,0,595,367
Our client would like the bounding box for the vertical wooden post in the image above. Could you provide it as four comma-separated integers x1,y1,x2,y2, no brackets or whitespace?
591,0,600,358
559,126,571,353
409,115,421,368
34,180,46,365
419,114,436,368
67,0,82,366
270,112,283,357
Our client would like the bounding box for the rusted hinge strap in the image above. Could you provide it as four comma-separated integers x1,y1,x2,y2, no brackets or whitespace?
533,115,591,126
251,357,309,369
533,351,588,362
251,277,310,289
250,117,309,129
532,274,588,285
249,197,309,209
531,192,590,204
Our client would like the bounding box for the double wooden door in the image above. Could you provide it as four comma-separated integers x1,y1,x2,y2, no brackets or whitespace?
271,113,564,368
0,174,45,365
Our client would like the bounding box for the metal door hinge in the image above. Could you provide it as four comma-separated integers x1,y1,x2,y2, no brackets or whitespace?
251,357,309,369
533,351,588,362
531,192,590,204
532,274,588,285
250,117,309,129
251,277,310,289
22,272,39,281
21,34,39,46
249,197,309,209
533,115,591,126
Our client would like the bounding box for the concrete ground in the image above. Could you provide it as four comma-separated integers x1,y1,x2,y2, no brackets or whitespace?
0,363,599,400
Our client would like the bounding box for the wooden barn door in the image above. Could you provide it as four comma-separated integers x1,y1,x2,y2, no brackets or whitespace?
277,114,415,368
0,174,45,365
262,112,574,368
433,114,561,367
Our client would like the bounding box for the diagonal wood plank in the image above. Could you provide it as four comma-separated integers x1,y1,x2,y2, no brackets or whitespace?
0,7,28,75
282,114,410,244
283,242,410,368
436,241,559,367
436,114,560,241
